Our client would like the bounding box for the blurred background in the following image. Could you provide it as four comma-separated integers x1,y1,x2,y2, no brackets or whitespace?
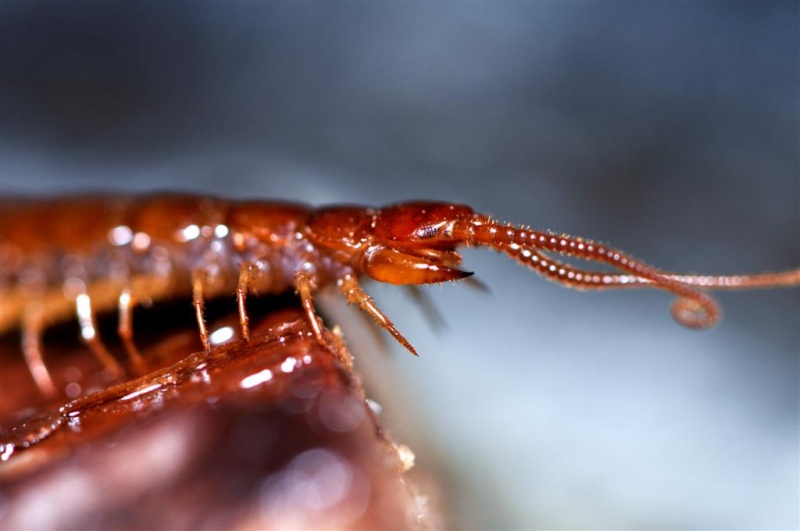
1,2,797,529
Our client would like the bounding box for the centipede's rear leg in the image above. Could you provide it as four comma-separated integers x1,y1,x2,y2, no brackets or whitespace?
21,302,56,397
20,292,124,397
117,288,146,374
75,292,124,379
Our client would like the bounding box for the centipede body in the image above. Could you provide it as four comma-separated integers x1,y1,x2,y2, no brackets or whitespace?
1,193,798,400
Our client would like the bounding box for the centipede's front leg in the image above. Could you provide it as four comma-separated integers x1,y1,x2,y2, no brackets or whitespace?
338,274,418,356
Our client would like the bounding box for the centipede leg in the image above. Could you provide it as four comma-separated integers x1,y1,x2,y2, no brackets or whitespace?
236,262,256,342
76,293,124,379
118,288,146,374
338,274,418,356
192,269,211,353
294,270,326,345
22,302,56,397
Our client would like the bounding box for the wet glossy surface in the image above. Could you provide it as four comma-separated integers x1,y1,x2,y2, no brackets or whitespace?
0,310,435,530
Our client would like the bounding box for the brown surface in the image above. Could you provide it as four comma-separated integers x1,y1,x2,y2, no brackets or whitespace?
0,308,436,530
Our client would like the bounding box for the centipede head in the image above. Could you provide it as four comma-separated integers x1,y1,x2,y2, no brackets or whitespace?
306,202,480,287
305,200,799,349
363,202,483,286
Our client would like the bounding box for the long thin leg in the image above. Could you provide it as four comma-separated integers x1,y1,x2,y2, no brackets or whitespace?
76,293,124,378
237,262,256,342
294,270,326,344
22,302,56,397
118,288,146,374
338,274,418,356
192,269,211,352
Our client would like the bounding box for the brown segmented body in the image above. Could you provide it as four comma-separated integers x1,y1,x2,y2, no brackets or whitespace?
1,195,317,332
1,193,799,398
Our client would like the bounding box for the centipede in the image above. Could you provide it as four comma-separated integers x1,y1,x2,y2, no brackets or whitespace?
1,194,799,399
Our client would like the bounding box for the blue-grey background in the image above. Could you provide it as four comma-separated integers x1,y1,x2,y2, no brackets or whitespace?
1,2,798,529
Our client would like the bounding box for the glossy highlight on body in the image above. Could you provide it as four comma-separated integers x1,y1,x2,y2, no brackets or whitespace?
1,194,798,398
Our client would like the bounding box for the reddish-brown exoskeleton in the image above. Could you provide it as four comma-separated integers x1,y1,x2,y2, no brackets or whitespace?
1,195,798,397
